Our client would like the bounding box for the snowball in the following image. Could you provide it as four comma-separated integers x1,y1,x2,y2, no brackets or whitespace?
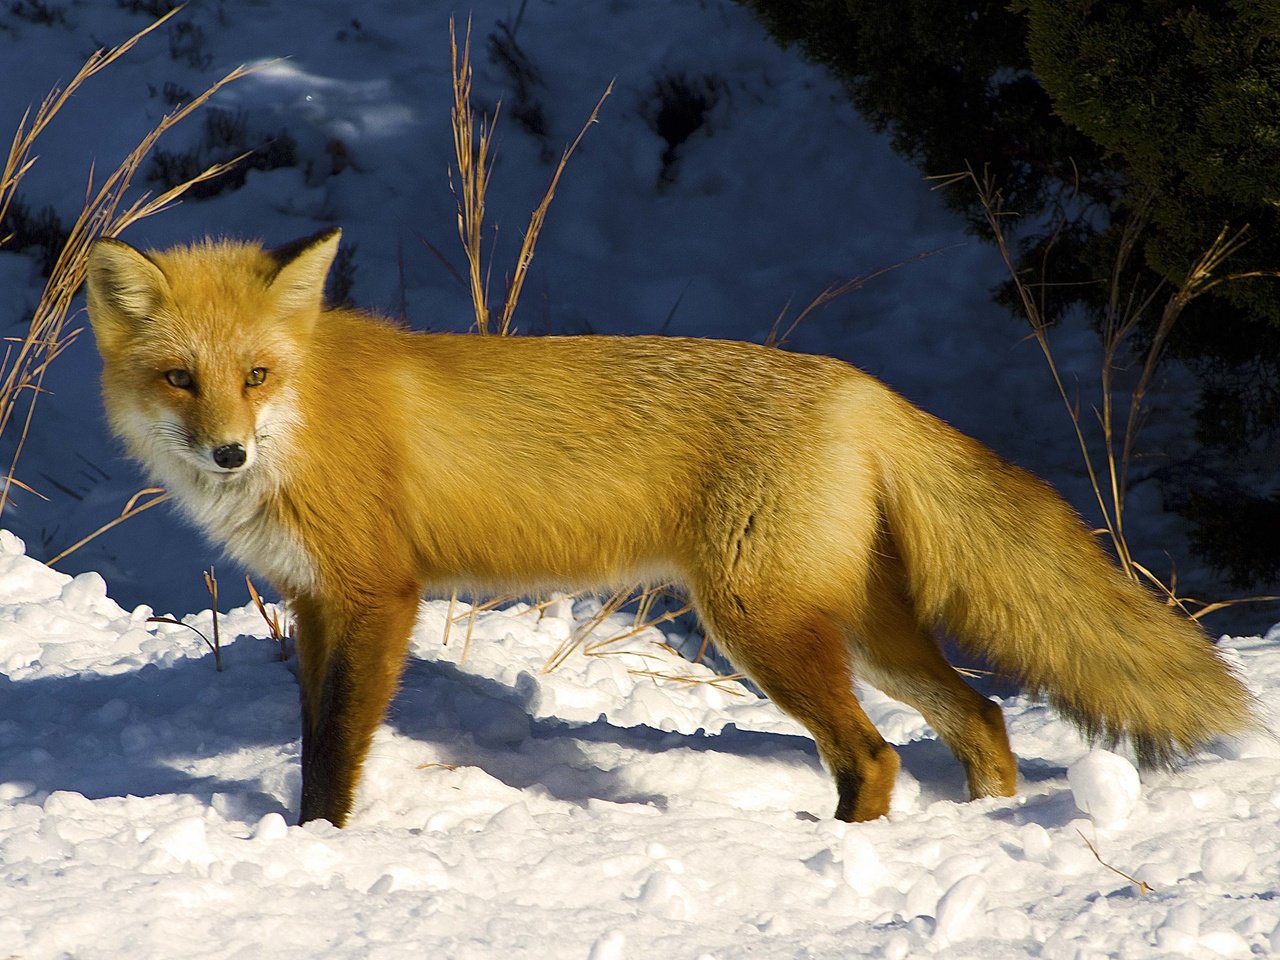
252,812,289,842
1018,822,1052,861
587,930,626,960
1135,861,1183,889
1068,750,1141,825
933,874,988,943
1199,838,1253,883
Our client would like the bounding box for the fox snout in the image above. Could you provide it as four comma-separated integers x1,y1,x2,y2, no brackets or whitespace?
197,434,256,475
212,443,248,470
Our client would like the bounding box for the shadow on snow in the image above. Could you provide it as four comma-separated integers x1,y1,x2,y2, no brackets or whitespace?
1,636,1063,825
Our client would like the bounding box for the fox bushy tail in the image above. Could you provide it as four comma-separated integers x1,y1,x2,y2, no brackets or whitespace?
879,401,1255,767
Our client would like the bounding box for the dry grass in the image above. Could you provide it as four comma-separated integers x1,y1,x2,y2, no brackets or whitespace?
247,575,292,661
934,164,1279,618
148,566,224,671
541,582,692,673
448,17,497,335
441,590,521,665
448,16,611,336
440,585,736,691
764,245,959,348
44,487,170,566
1077,828,1153,895
2,9,259,543
536,585,747,692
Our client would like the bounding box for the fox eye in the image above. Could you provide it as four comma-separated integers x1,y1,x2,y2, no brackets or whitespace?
164,369,194,390
246,367,268,387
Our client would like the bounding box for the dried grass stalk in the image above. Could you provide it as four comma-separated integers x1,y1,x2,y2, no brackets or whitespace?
2,11,260,519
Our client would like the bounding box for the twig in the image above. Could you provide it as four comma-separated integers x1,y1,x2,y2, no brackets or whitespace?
149,566,223,671
934,165,1275,610
1076,828,1152,895
765,244,962,347
246,575,290,660
496,80,613,335
541,583,696,674
45,487,169,566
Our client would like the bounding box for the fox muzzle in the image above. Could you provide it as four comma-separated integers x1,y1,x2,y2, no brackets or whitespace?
212,443,248,470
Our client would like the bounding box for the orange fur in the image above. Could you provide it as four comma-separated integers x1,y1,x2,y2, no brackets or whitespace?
85,229,1257,827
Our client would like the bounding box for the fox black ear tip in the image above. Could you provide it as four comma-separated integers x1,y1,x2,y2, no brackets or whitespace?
269,227,343,269
306,226,343,251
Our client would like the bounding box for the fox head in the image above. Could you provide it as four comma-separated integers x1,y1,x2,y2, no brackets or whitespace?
85,229,341,489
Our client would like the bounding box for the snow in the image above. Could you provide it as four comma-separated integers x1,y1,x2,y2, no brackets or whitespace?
1068,750,1142,827
0,532,1278,958
0,0,1278,956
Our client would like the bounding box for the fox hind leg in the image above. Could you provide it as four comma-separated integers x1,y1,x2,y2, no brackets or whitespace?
696,589,900,822
852,578,1017,801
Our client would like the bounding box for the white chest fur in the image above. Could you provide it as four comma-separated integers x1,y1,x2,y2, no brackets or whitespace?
112,399,319,597
164,465,318,597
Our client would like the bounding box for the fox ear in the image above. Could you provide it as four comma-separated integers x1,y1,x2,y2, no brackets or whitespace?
268,227,342,317
85,238,170,353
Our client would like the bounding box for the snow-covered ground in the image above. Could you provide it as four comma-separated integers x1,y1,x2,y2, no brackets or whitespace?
1,532,1278,958
1,2,1278,956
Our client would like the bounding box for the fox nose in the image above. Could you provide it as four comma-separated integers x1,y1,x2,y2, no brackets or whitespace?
212,443,247,470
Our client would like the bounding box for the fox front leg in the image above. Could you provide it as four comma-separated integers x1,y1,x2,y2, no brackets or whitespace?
292,590,420,826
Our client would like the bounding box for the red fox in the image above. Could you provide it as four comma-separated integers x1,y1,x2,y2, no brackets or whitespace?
85,229,1255,827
